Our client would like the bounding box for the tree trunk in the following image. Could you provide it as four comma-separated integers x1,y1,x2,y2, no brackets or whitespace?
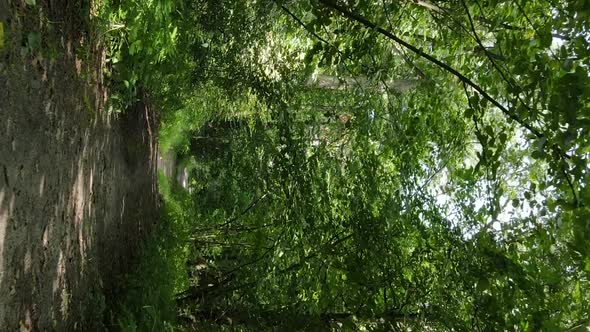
307,74,419,92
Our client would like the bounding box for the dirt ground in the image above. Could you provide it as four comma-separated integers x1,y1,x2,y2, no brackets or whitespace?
0,1,160,330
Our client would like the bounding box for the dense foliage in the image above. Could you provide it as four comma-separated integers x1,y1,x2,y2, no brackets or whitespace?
103,0,590,330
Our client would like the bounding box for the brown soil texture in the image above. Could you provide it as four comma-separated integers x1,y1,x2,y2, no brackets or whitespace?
0,1,160,330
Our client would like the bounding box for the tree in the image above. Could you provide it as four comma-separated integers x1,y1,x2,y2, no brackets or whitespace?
146,0,590,330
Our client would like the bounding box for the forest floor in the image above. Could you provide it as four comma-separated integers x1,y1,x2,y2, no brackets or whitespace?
0,1,160,330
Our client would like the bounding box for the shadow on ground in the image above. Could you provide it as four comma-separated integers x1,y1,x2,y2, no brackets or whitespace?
0,1,159,330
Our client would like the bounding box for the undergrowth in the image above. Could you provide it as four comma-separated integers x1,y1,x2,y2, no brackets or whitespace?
96,0,186,113
94,0,201,329
114,172,195,331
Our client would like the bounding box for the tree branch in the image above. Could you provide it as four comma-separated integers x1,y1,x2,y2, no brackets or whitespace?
316,0,544,139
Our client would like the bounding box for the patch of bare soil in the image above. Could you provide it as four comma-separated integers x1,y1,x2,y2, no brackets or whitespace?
0,1,160,330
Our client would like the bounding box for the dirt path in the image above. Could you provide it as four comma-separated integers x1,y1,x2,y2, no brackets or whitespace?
0,2,159,330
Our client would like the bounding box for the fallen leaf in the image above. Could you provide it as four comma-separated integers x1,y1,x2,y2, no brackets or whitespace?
0,22,4,49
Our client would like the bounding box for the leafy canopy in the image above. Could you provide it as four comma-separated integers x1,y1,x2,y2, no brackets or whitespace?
106,0,590,330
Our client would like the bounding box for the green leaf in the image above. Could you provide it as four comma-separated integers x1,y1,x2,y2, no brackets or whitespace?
531,150,544,159
476,278,489,292
27,32,41,52
539,30,552,48
25,0,36,6
573,281,581,300
562,59,574,72
469,95,480,107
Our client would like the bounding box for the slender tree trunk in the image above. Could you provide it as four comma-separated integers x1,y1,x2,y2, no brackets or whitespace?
307,74,420,92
